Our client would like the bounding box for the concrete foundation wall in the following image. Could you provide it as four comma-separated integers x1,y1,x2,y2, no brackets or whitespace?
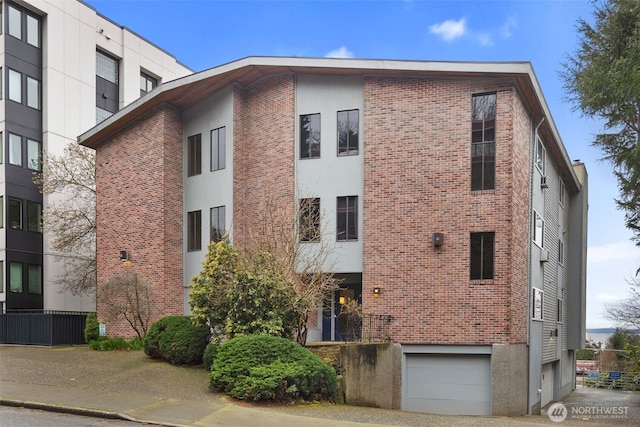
492,343,528,415
340,343,401,409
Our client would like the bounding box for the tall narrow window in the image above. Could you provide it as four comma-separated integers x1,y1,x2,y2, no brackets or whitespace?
210,206,225,242
27,201,42,233
0,196,3,228
210,127,226,171
470,232,495,280
337,196,358,241
26,14,40,47
27,139,41,171
9,133,22,166
96,51,120,123
188,210,202,251
471,93,496,191
337,109,359,156
533,211,545,248
532,288,544,320
26,76,40,109
559,179,566,207
300,113,320,159
9,262,22,293
535,137,546,175
187,134,202,176
9,198,22,230
28,265,42,294
558,239,564,265
8,69,22,103
0,132,3,163
0,261,3,294
299,198,320,242
7,5,21,39
140,72,157,96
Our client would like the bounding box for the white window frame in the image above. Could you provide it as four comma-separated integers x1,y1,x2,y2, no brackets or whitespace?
532,287,544,321
535,136,546,175
533,210,545,248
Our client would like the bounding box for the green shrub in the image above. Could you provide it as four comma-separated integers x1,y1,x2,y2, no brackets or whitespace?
203,342,219,370
84,312,100,343
210,335,337,402
144,316,210,365
89,336,143,351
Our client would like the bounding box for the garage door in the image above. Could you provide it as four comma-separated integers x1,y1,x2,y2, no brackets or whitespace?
404,354,491,415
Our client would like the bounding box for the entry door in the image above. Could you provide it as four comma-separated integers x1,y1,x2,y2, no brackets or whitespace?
541,363,554,408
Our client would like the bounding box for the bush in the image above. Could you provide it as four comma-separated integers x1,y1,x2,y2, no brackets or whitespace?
89,336,143,351
210,335,337,402
84,312,100,343
144,316,210,365
203,342,219,370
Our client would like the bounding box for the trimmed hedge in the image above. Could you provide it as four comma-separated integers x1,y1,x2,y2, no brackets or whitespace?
210,334,337,402
84,312,100,343
203,341,219,370
144,316,210,365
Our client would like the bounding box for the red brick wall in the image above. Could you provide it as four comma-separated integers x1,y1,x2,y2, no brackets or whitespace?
95,104,184,338
232,75,296,250
362,77,530,345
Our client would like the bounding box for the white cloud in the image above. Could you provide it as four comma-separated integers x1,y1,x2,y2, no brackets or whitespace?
325,46,354,59
429,18,466,41
476,33,493,47
500,16,517,39
596,293,623,302
588,241,640,263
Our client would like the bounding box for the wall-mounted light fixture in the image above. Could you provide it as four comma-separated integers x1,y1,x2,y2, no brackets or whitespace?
119,251,129,262
432,233,444,247
339,296,346,305
373,287,381,297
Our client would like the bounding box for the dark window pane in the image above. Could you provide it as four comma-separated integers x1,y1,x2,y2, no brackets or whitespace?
470,233,482,279
28,264,42,294
482,233,495,279
188,134,201,176
337,196,357,241
188,210,201,251
210,206,225,242
338,109,359,156
9,262,23,293
211,127,225,171
299,198,320,242
9,198,22,230
300,114,320,159
471,93,497,191
27,201,42,233
470,232,494,280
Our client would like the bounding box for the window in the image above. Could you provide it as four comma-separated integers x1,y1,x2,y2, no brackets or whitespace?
471,93,496,191
470,232,495,280
96,51,119,84
28,265,42,294
9,198,22,229
27,201,42,233
532,288,543,320
7,5,21,39
210,206,225,242
140,72,157,96
559,179,566,207
26,76,40,109
187,134,202,176
337,196,357,241
96,107,112,123
557,298,563,322
300,113,320,159
558,239,564,265
96,51,119,123
8,69,22,103
0,196,3,228
299,198,320,242
535,136,546,175
337,109,359,156
188,210,202,251
27,139,41,171
210,127,226,171
9,133,21,166
0,132,3,163
533,210,545,248
9,262,22,293
0,261,3,294
26,14,40,47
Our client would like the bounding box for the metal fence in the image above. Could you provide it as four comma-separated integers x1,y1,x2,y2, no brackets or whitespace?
0,311,88,346
361,314,392,343
582,371,640,391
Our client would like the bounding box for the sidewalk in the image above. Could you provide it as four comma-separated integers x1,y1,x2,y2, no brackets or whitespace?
0,345,637,426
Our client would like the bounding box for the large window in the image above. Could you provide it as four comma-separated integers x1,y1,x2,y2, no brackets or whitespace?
28,265,42,294
7,5,40,47
471,93,496,191
470,232,495,280
210,206,225,242
188,210,202,251
27,201,42,233
299,198,320,242
336,196,358,241
187,134,202,176
337,109,359,156
8,69,22,103
533,210,545,248
300,113,320,159
8,197,22,230
140,72,157,96
9,133,21,166
96,51,119,123
9,262,22,293
210,127,226,171
27,139,41,171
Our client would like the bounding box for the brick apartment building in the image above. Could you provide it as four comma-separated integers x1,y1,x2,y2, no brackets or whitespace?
79,57,588,416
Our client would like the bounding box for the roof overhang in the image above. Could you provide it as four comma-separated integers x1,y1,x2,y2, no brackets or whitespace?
78,56,580,190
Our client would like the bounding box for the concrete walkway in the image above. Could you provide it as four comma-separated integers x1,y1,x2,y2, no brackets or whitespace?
0,345,637,426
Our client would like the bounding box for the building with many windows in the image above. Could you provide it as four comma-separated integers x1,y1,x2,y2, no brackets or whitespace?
0,0,191,313
79,57,588,416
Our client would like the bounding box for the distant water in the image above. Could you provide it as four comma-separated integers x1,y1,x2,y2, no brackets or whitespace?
586,332,612,348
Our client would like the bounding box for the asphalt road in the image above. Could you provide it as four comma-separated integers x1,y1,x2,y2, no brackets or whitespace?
0,406,140,427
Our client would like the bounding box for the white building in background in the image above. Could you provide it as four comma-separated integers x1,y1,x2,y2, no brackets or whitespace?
0,0,191,313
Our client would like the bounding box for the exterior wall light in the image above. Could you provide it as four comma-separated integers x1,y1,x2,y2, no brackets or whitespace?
119,251,129,262
373,287,381,297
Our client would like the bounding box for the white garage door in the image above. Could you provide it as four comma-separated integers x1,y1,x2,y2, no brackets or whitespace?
404,354,492,415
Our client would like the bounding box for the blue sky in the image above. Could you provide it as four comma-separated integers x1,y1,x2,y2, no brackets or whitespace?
86,0,640,329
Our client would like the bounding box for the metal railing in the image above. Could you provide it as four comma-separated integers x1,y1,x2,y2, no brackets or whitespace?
361,314,392,343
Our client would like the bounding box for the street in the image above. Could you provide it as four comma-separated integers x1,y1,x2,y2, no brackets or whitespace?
0,406,140,427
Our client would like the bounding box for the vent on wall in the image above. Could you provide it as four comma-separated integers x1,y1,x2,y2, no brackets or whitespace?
540,176,549,188
540,249,549,262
